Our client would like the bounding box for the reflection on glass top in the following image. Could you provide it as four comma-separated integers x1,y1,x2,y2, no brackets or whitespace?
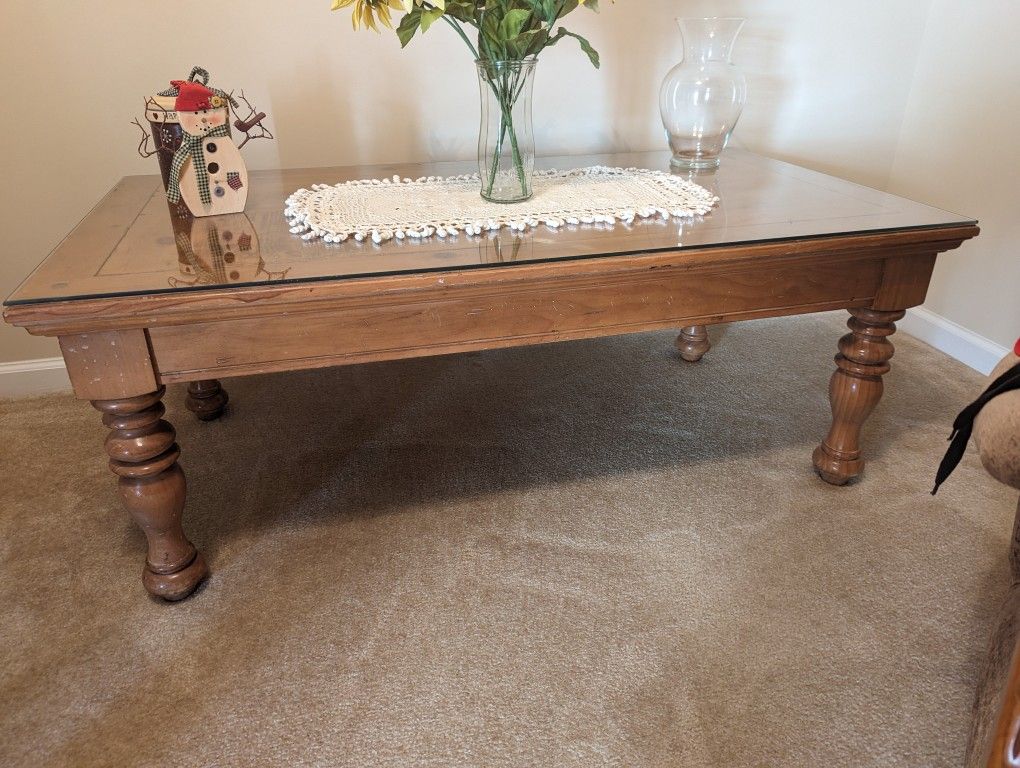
5,149,974,305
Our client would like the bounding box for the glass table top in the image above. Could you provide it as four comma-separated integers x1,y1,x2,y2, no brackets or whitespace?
5,149,975,306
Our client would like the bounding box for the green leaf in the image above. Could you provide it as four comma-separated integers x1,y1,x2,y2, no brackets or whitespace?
557,0,581,18
498,8,532,42
480,9,503,57
516,28,549,57
443,1,476,22
519,0,557,23
551,27,600,67
420,7,445,33
396,8,422,47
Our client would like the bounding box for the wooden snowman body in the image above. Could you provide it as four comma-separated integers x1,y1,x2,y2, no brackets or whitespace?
139,68,270,219
177,107,249,217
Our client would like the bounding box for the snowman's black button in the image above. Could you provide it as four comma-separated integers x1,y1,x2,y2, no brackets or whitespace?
206,142,217,153
207,162,220,174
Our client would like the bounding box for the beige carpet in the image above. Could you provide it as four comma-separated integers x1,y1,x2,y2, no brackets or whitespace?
0,312,1015,767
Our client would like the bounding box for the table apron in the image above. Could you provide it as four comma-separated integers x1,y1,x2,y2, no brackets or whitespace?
148,257,885,382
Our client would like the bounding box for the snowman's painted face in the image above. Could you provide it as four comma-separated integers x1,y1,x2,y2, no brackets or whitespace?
179,107,229,137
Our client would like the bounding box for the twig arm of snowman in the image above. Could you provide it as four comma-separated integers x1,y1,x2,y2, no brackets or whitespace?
232,90,273,150
131,117,157,158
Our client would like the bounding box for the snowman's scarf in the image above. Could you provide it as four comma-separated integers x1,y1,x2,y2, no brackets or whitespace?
167,125,231,206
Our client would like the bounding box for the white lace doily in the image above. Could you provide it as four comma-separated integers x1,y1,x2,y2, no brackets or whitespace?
284,166,718,244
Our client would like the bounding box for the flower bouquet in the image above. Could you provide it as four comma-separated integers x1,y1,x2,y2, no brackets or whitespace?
332,0,610,202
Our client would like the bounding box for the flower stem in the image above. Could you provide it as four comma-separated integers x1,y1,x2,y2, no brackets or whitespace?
439,14,479,60
486,111,508,196
483,70,529,200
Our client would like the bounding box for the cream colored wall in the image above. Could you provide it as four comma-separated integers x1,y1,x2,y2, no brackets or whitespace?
0,0,969,367
886,0,1020,351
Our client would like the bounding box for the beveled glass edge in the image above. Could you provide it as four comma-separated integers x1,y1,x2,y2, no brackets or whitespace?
2,221,978,307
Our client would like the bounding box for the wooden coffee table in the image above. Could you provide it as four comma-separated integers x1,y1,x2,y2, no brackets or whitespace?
3,150,978,601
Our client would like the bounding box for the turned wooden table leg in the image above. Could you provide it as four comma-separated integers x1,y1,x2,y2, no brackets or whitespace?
676,325,711,362
185,379,229,421
813,308,906,485
92,387,208,600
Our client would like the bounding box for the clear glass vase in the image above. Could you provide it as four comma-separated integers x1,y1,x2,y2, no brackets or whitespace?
477,58,536,203
660,18,747,170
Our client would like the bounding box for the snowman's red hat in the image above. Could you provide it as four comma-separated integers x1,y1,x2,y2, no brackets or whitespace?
172,80,216,112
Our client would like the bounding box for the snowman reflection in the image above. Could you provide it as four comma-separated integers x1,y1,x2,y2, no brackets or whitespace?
167,80,249,216
169,214,290,288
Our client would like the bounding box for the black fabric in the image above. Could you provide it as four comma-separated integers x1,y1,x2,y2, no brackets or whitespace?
932,360,1020,494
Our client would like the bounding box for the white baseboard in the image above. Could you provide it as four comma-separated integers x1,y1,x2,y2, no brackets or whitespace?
899,306,1011,375
0,357,70,398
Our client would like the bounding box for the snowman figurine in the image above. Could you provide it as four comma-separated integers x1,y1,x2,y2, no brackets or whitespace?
166,80,249,217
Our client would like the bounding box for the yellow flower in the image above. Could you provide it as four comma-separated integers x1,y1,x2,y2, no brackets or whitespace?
331,0,405,31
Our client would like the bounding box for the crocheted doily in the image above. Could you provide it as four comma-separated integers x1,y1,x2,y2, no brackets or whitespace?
284,166,718,244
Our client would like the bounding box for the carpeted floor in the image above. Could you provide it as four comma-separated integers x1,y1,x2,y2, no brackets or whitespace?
0,312,1015,767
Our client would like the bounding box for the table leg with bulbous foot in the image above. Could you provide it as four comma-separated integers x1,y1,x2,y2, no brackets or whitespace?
91,387,208,601
676,325,711,362
813,308,906,486
185,379,229,421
